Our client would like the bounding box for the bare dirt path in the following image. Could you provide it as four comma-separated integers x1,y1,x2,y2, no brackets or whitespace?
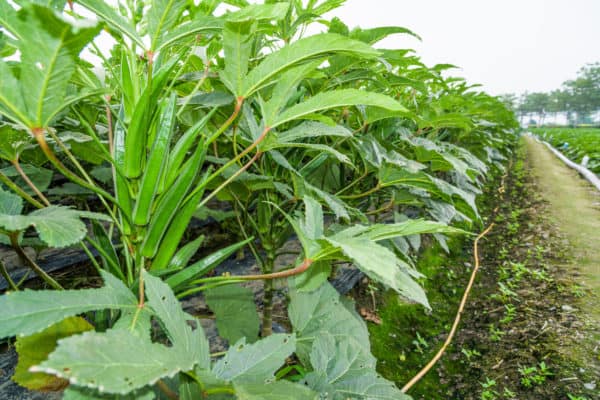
524,135,600,391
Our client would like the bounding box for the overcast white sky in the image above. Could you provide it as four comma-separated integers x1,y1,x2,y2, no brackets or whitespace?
315,0,600,96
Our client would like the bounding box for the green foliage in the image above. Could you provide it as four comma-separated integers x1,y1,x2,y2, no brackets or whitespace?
532,128,600,173
0,0,520,397
13,316,93,391
205,283,260,344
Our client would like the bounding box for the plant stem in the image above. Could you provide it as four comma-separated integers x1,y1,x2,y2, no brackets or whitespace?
0,258,18,291
177,61,211,118
156,379,179,400
339,183,381,200
9,233,63,290
31,128,118,205
206,96,244,146
196,151,261,208
11,159,50,206
204,387,236,396
45,129,124,233
0,171,44,209
261,252,275,337
105,96,114,155
178,256,315,299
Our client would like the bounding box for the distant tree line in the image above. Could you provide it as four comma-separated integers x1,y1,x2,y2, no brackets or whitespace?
500,62,600,125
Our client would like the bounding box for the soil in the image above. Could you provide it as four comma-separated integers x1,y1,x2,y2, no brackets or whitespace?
354,137,600,399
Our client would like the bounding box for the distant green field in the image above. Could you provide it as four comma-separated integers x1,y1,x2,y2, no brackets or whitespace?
530,128,600,174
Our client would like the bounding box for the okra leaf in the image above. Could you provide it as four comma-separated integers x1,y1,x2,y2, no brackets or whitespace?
271,89,406,128
0,187,23,215
304,333,411,400
147,0,187,50
205,283,260,344
0,164,53,196
212,334,296,384
264,141,351,164
0,271,136,338
156,16,223,52
0,5,101,128
220,20,255,96
288,281,369,364
77,0,144,48
292,260,331,293
0,124,31,161
225,2,290,22
324,235,430,308
34,271,209,394
34,329,183,394
143,271,210,369
13,316,93,392
350,25,421,44
0,206,110,248
300,196,324,240
242,34,379,98
277,121,352,143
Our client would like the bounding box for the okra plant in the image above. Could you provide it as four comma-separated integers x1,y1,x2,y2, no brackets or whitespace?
0,0,518,398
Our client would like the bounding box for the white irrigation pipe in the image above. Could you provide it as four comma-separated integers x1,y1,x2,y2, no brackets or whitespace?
528,133,600,192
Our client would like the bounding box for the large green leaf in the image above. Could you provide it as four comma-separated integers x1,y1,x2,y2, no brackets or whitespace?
77,0,144,48
225,2,290,22
0,206,110,248
205,283,260,344
304,333,411,400
212,334,295,384
0,187,23,215
147,0,187,50
242,34,380,98
277,121,352,143
350,26,421,44
35,271,210,394
262,62,321,123
0,5,101,128
0,271,136,338
219,20,255,96
271,89,407,128
324,234,429,308
143,271,210,368
13,316,93,392
156,15,223,52
1,164,53,196
288,281,369,364
34,328,184,394
0,124,31,161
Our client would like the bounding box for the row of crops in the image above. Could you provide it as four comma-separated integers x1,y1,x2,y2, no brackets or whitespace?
0,1,519,398
531,128,600,174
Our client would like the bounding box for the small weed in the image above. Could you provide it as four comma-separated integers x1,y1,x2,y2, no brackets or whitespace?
502,387,517,399
518,361,553,388
570,284,586,298
567,394,589,400
497,282,519,301
461,347,481,362
480,378,499,400
530,268,552,282
412,331,429,354
489,324,506,342
500,304,517,324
